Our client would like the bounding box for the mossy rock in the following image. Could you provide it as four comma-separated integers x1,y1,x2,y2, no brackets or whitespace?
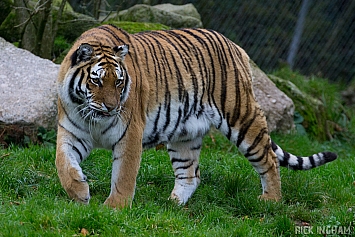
114,4,202,29
104,21,170,34
53,8,99,43
268,74,327,140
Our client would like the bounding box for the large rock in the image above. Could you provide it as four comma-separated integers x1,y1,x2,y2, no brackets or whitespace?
0,37,59,146
250,61,295,133
0,37,295,146
116,4,203,29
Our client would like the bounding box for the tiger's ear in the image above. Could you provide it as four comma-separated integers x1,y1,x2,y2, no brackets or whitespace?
113,45,129,60
70,43,94,67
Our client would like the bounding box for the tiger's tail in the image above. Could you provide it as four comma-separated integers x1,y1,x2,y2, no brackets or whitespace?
271,141,337,170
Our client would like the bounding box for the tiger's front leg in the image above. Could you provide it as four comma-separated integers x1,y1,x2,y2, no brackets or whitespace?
56,126,92,204
104,127,143,208
167,138,202,205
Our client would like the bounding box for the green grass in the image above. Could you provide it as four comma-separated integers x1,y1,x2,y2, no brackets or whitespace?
0,131,354,236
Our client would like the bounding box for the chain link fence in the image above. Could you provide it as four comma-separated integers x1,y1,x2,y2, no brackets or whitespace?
73,0,355,83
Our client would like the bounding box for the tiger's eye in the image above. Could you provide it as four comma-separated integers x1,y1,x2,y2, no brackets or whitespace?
91,78,100,85
115,79,123,87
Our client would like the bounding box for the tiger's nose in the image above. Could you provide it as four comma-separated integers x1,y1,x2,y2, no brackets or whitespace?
102,102,116,112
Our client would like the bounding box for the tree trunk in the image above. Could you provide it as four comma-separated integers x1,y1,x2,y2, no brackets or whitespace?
35,0,53,59
13,0,53,59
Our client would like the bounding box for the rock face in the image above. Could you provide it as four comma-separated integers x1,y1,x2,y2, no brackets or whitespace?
116,4,203,29
0,37,294,146
250,61,295,132
0,37,59,146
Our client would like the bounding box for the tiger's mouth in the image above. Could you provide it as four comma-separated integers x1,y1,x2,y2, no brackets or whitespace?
89,106,121,119
80,102,121,120
93,110,111,117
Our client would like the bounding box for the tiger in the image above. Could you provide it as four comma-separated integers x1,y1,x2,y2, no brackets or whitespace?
56,24,337,208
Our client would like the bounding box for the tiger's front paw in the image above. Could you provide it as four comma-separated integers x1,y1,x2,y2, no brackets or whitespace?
104,195,131,209
66,179,90,204
60,167,91,204
169,183,197,205
258,192,281,202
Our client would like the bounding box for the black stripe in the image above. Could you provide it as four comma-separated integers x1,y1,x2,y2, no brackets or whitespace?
296,156,303,170
77,139,88,153
68,69,84,104
102,116,120,135
244,150,258,158
309,155,316,168
98,25,127,45
175,162,194,170
75,72,85,96
59,101,88,133
224,113,232,139
142,134,160,148
259,164,274,176
114,183,123,195
58,123,79,139
195,165,200,176
162,92,171,131
111,113,132,150
133,37,150,74
98,62,107,67
150,104,162,138
176,176,197,180
245,128,268,156
271,140,278,151
70,49,78,67
248,153,264,163
236,109,257,147
182,91,190,121
136,35,160,100
191,145,202,150
279,150,290,167
72,145,83,161
248,144,269,163
168,108,182,140
171,157,190,163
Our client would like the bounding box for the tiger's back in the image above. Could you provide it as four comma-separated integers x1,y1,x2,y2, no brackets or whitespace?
55,25,337,208
132,29,260,149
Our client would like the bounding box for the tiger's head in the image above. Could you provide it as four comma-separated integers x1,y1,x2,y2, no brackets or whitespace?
67,43,131,120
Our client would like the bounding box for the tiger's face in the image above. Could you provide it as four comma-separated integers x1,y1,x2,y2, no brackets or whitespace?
69,43,131,120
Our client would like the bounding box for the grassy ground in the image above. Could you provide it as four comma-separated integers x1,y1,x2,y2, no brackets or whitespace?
0,130,354,236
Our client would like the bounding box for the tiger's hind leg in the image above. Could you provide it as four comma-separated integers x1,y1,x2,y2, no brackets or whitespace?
167,137,202,205
224,108,281,201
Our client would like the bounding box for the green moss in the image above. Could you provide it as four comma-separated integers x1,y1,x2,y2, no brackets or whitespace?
269,74,326,139
0,10,19,42
104,21,170,34
270,67,346,140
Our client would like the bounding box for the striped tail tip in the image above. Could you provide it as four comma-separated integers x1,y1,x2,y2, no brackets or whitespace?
271,141,337,170
322,151,338,162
